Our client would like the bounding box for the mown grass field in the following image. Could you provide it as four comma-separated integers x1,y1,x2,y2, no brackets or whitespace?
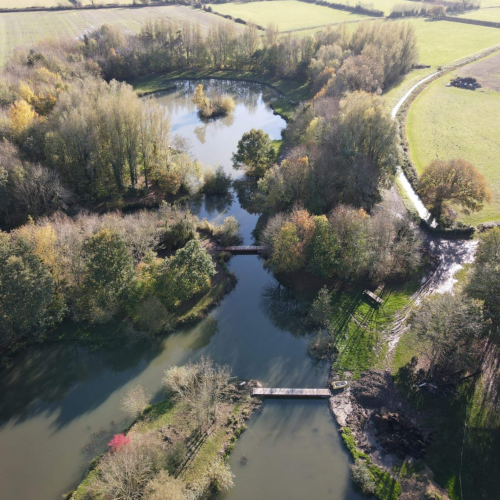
210,0,370,32
407,61,500,224
323,0,425,15
0,5,231,66
459,6,500,21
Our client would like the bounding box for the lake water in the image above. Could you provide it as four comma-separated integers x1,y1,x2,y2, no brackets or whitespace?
0,80,360,500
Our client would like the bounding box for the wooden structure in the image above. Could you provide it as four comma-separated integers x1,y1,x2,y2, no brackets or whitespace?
251,388,331,398
363,289,384,305
216,246,265,254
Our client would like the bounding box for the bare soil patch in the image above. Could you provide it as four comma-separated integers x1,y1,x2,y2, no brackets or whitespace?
458,52,500,91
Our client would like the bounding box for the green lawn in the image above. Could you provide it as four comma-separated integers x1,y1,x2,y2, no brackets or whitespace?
407,68,500,224
131,68,311,121
459,6,500,21
0,6,231,66
210,0,370,32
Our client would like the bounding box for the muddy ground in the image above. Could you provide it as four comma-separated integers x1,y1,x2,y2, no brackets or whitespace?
330,370,450,500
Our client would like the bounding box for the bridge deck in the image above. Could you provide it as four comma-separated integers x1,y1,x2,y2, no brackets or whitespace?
217,246,265,254
251,388,331,398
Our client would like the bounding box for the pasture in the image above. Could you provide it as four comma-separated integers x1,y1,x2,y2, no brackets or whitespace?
0,5,232,66
459,6,500,21
209,0,370,32
407,58,500,224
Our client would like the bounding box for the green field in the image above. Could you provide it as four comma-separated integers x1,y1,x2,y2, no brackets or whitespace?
460,6,500,21
0,0,135,7
407,67,500,224
323,0,428,15
210,0,370,32
0,5,232,66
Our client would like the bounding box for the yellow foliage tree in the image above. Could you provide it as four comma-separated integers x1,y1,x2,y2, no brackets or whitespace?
8,99,37,137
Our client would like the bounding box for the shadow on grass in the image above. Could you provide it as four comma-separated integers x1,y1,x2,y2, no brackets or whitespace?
394,359,500,500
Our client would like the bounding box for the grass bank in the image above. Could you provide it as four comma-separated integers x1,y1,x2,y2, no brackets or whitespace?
71,383,262,500
328,281,420,378
131,68,311,121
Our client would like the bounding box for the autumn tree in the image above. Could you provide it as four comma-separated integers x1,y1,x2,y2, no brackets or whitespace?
8,99,37,138
232,129,276,177
307,215,339,278
417,159,491,222
0,233,63,345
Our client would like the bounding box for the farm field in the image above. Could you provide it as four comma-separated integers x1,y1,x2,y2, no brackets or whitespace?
209,0,370,32
0,0,135,7
407,60,500,224
407,18,500,67
459,6,500,21
0,5,232,66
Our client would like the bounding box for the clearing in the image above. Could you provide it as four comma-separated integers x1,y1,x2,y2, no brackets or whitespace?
407,52,500,224
209,0,370,32
0,5,230,66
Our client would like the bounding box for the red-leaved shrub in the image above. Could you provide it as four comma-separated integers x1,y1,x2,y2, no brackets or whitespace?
108,433,130,452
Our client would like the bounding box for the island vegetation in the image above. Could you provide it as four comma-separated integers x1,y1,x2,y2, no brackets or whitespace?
192,84,235,118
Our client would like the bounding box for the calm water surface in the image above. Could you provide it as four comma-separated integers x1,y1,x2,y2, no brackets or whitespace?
0,81,360,500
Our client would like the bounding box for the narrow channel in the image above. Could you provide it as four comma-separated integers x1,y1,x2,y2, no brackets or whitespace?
0,80,360,500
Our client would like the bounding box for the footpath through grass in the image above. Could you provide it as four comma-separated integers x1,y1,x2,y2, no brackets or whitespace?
131,68,311,120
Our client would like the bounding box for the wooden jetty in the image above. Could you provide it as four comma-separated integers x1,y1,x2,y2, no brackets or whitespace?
251,388,331,398
216,246,265,254
363,289,384,305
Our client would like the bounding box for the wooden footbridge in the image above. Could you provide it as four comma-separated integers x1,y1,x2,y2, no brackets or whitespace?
216,246,265,254
251,388,331,398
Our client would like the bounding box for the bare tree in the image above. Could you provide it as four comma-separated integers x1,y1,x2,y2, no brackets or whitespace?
162,357,232,430
120,384,150,418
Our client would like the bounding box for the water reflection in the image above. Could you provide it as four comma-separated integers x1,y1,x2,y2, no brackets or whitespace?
154,79,285,176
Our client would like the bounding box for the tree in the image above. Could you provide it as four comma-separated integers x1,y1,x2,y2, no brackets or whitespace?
0,234,62,345
409,293,483,378
162,357,232,430
467,228,500,332
143,471,186,500
232,129,276,177
8,99,37,138
79,229,134,321
120,384,150,418
90,433,166,500
156,239,216,309
417,159,491,222
267,222,303,274
307,215,339,278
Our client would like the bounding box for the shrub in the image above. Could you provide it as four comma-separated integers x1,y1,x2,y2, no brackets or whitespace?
108,433,130,452
216,216,242,246
143,471,186,500
425,492,442,500
350,461,376,496
203,166,232,195
161,206,198,250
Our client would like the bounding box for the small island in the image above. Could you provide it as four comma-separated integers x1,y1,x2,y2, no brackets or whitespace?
72,358,262,500
192,84,235,119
